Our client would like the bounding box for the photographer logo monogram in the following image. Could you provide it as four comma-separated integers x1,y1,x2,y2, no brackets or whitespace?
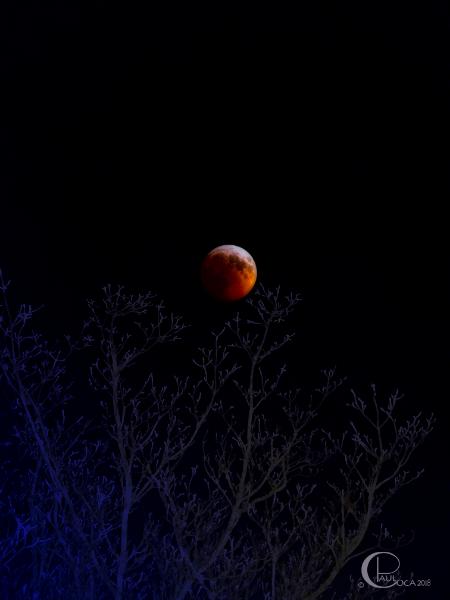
360,552,432,589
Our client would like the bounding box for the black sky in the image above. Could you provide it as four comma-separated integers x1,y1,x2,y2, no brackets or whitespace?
1,0,449,595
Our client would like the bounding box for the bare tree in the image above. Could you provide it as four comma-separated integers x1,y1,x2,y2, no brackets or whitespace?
0,273,434,599
82,285,239,599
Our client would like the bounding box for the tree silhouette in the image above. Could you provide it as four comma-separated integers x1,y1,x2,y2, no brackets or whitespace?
0,272,434,599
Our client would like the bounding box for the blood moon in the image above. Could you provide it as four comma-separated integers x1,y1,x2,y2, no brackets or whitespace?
201,245,257,302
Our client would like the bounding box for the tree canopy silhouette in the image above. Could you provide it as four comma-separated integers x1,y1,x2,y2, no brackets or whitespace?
0,273,433,599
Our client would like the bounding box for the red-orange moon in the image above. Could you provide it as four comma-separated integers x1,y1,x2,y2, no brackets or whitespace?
201,245,257,302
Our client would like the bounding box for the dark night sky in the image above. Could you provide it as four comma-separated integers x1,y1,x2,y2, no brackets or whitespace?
1,0,449,595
